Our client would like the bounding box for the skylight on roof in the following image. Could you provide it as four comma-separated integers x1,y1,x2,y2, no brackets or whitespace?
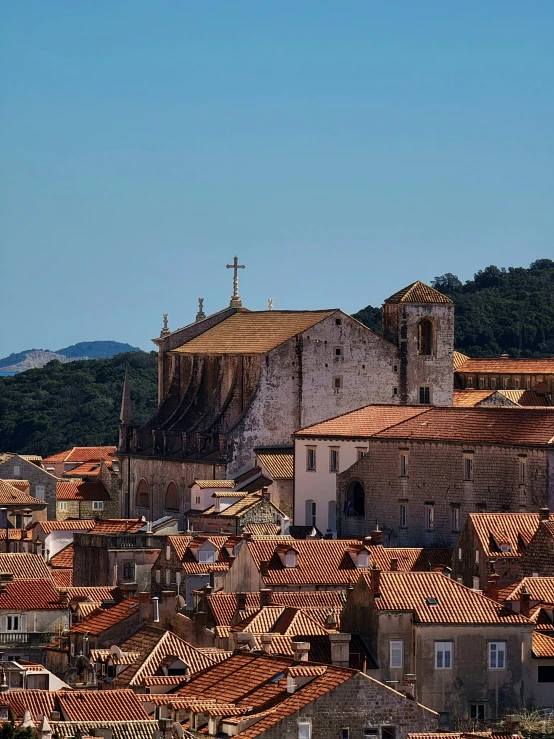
425,597,438,606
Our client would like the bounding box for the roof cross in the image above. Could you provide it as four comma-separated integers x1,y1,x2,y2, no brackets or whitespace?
226,256,245,308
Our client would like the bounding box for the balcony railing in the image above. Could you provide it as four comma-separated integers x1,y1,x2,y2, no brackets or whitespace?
0,632,56,646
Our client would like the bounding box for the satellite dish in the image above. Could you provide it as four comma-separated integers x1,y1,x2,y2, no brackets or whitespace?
176,595,185,609
110,644,122,659
173,723,184,738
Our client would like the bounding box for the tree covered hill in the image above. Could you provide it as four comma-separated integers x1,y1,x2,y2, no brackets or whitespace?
0,352,158,456
0,341,141,373
354,259,554,357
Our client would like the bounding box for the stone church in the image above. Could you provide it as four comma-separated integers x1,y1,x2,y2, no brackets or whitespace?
117,262,454,525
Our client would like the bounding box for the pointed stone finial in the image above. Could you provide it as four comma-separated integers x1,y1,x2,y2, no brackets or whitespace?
120,368,133,426
37,715,52,739
226,256,245,308
160,312,170,338
196,297,206,322
268,298,274,311
21,709,35,729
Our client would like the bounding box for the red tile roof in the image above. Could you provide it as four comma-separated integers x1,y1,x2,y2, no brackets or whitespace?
0,553,53,579
532,631,554,658
163,535,234,575
70,597,139,634
1,480,30,492
469,513,553,558
2,690,58,721
51,569,73,587
453,352,470,370
501,577,554,604
49,543,74,569
64,586,121,602
0,529,32,541
0,578,64,610
453,390,496,407
58,689,148,721
455,357,554,374
34,519,96,534
56,481,110,501
89,518,145,533
231,606,329,638
43,447,116,464
64,462,103,477
255,451,293,479
0,480,45,506
365,571,531,624
191,480,236,489
385,281,452,304
296,405,429,438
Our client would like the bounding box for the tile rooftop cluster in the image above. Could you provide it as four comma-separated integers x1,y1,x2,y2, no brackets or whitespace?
56,480,110,501
42,446,117,464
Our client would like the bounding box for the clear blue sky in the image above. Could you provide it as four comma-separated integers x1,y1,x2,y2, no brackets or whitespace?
1,1,552,356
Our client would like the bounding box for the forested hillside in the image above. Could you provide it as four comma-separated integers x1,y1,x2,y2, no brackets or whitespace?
354,259,554,357
0,352,157,456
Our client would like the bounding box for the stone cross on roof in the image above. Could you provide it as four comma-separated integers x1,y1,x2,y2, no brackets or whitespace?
227,256,245,308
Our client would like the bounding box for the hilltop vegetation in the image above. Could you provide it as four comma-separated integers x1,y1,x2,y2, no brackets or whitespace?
354,259,554,357
0,341,141,373
0,352,158,456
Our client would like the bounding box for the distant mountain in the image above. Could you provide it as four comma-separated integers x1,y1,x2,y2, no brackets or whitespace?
0,341,142,373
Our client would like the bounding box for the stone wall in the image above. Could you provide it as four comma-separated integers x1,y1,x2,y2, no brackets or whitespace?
0,455,58,519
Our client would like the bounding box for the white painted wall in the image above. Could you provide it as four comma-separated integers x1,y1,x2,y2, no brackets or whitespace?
294,437,368,533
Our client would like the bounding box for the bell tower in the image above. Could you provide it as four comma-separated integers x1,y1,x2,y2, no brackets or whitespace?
382,281,454,406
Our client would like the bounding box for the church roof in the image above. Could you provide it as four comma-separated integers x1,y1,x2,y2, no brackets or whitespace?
170,310,336,355
384,281,452,304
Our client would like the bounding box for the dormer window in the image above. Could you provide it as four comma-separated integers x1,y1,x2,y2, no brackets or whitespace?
357,550,369,568
500,543,511,553
198,548,217,564
285,550,298,568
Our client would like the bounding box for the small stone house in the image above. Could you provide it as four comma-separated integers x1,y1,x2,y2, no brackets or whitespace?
187,490,287,535
341,570,533,724
0,479,47,529
56,480,118,520
0,453,58,519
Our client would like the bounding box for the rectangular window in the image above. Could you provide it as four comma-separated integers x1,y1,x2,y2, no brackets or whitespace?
306,448,316,472
479,377,485,389
382,729,395,739
298,722,311,739
451,506,460,533
399,504,407,528
491,378,497,389
335,318,342,326
6,616,19,632
13,466,20,477
58,501,68,511
472,576,480,590
393,364,398,373
400,454,408,477
333,376,343,390
419,386,430,404
458,547,462,561
538,665,554,682
341,731,350,739
519,460,526,485
475,549,479,564
195,496,201,504
165,569,171,586
305,500,316,527
425,505,435,531
393,386,398,396
464,456,473,481
92,501,104,510
514,378,520,389
466,377,473,388
155,569,161,584
470,704,485,720
357,449,367,461
35,484,45,499
435,642,453,669
122,561,135,581
489,642,506,670
334,346,343,357
389,640,404,668
329,449,339,473
526,377,531,390
198,550,216,563
503,377,510,389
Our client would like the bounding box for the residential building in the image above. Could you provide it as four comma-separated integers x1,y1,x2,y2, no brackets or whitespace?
187,490,287,536
519,515,554,578
56,480,118,521
341,570,533,724
454,355,554,396
0,454,58,519
42,446,117,478
31,519,96,561
0,479,47,528
453,389,552,407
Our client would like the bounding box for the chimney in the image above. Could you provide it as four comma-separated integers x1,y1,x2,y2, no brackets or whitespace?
486,573,500,602
59,590,68,605
242,532,252,541
260,588,273,607
38,716,53,739
261,634,272,654
370,565,381,598
261,487,270,500
21,710,34,729
260,560,270,577
370,523,382,546
160,591,177,619
403,674,417,700
329,633,351,667
280,516,290,536
520,586,531,617
292,641,310,662
506,715,521,733
390,558,398,572
540,507,550,522
235,632,254,651
236,592,247,611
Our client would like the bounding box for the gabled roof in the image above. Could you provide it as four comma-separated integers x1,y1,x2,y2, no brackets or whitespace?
64,461,103,477
296,405,429,438
384,281,452,304
0,579,64,610
255,450,293,479
469,512,552,557
0,479,45,506
501,577,554,604
195,492,284,519
171,310,336,355
57,689,149,721
455,357,554,374
70,597,139,634
0,553,53,579
163,535,234,575
51,569,73,587
56,481,110,501
364,571,530,624
190,479,236,489
532,631,554,658
49,542,75,569
43,446,116,464
34,519,96,534
52,721,163,739
64,586,122,603
453,351,470,370
231,606,329,637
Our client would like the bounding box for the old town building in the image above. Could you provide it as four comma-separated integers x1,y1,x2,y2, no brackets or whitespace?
0,454,58,519
454,354,554,397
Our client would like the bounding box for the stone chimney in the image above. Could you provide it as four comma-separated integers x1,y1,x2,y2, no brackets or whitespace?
329,633,351,667
259,560,270,577
235,632,254,651
159,591,177,622
261,634,272,654
59,589,68,605
260,588,273,607
236,592,247,611
261,487,270,500
37,716,52,739
520,586,531,617
390,558,398,572
370,565,381,598
292,641,310,662
540,507,550,521
505,715,521,733
486,572,500,602
370,523,383,545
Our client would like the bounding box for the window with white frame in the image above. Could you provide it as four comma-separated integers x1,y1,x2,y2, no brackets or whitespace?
435,641,453,669
503,377,510,389
58,501,68,511
298,722,311,739
341,730,350,739
425,504,435,531
35,485,45,499
470,704,485,720
123,561,135,581
488,642,506,670
329,448,339,473
6,615,20,631
399,504,407,528
519,458,526,485
389,639,404,668
306,448,316,472
463,455,474,481
400,453,408,477
92,501,104,511
198,549,217,564
13,466,20,477
472,576,480,590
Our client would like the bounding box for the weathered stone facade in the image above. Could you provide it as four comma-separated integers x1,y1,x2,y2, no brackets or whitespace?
337,441,551,546
0,454,58,519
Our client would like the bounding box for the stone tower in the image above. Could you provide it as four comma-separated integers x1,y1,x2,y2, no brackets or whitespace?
382,281,454,406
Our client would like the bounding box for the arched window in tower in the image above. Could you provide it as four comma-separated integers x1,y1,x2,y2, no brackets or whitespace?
418,319,435,356
165,481,180,511
345,481,365,517
136,479,150,508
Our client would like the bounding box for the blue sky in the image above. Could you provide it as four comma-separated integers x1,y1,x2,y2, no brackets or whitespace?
1,1,552,356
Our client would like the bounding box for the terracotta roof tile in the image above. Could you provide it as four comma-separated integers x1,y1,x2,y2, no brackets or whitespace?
35,519,96,534
49,543,74,569
56,481,110,501
64,462,103,477
244,523,282,536
296,405,429,437
43,447,116,464
0,529,32,541
207,591,346,627
171,310,336,355
191,480,236,489
0,578,63,610
455,357,554,374
502,577,554,604
255,451,293,479
0,553,53,579
1,480,30,492
0,479,45,506
51,569,73,587
2,690,58,721
58,689,148,721
52,721,163,739
469,513,553,557
89,518,145,533
367,571,531,624
453,351,470,370
384,281,452,304
453,390,550,407
453,390,496,407
71,597,139,634
532,631,554,658
65,586,122,602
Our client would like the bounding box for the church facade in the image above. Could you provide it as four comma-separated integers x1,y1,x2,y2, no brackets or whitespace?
117,272,454,526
